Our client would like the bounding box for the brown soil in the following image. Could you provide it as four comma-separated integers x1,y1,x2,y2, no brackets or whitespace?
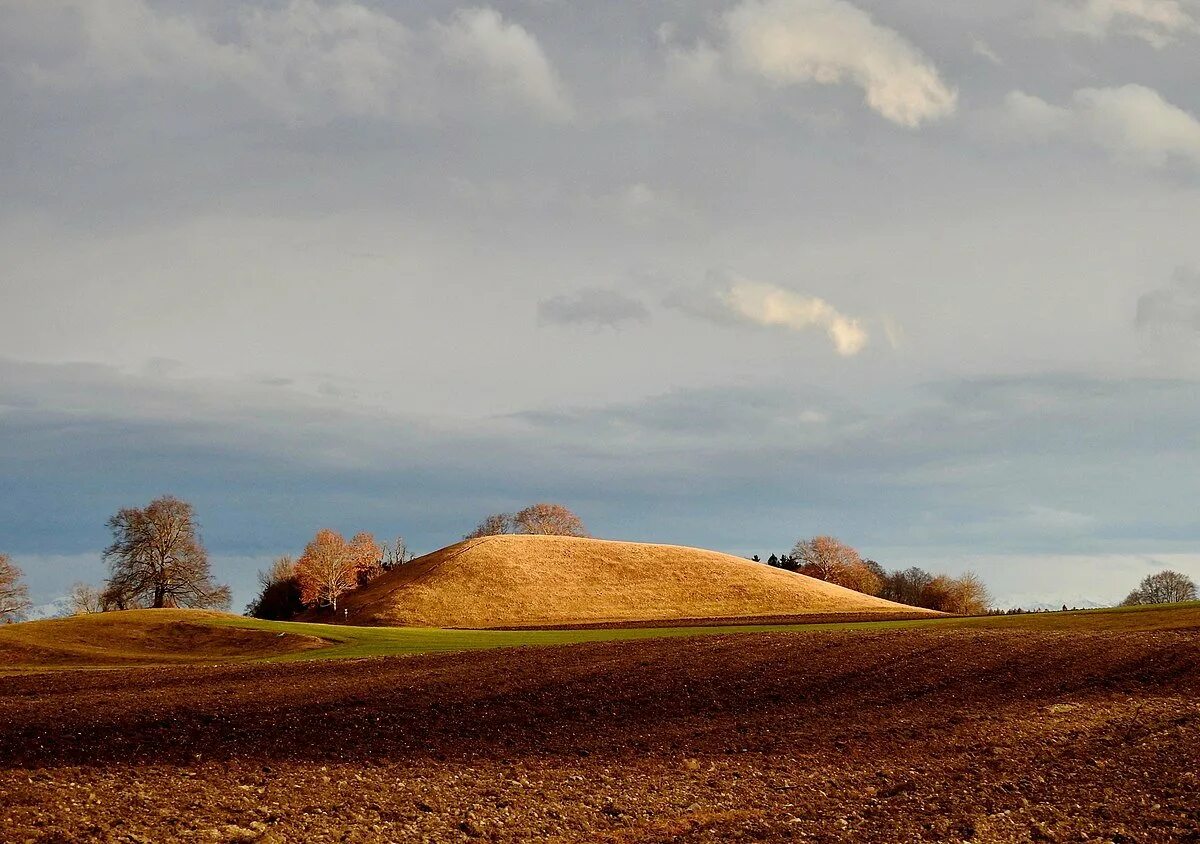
3,626,1198,842
0,610,327,670
334,534,938,628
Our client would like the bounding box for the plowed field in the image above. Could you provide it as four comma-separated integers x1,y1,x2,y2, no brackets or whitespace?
2,624,1198,842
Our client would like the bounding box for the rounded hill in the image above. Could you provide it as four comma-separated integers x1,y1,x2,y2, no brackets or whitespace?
0,609,326,670
338,534,939,628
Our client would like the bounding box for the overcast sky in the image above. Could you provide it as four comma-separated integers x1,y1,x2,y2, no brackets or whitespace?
2,0,1199,611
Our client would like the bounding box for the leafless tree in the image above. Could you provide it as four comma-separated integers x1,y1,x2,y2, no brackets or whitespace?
0,553,32,622
880,566,934,606
919,572,991,615
246,556,304,620
383,536,414,569
100,581,144,611
512,503,588,537
1122,570,1198,606
948,571,991,615
464,513,513,540
69,582,104,615
791,536,881,595
260,555,298,590
102,495,230,610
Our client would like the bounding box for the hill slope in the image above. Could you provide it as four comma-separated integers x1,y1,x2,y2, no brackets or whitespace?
0,609,327,670
339,534,938,628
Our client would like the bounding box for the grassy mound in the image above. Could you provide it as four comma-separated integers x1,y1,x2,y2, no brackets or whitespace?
0,609,328,670
336,534,939,628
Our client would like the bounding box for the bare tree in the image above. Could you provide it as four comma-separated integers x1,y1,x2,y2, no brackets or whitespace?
791,536,882,595
69,582,104,615
880,566,935,606
512,503,589,537
100,580,144,611
102,495,230,610
919,575,955,613
1122,570,1198,606
919,572,991,615
0,553,32,622
464,513,513,540
260,555,298,589
246,556,304,620
383,536,414,569
947,571,991,615
864,559,886,586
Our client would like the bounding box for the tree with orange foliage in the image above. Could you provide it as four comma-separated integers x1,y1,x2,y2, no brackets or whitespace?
295,529,383,612
791,535,883,596
348,531,384,586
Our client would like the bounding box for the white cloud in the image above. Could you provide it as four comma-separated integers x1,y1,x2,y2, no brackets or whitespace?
667,278,868,356
676,0,957,127
1001,84,1200,169
7,0,570,124
1042,0,1199,48
433,8,572,122
724,280,868,355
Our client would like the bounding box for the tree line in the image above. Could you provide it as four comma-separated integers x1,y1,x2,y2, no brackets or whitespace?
3,498,1198,622
758,535,992,615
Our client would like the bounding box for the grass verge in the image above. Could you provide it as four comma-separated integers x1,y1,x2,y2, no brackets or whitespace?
210,600,1200,663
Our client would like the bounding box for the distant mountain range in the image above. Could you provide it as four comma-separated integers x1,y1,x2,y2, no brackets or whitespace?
26,596,72,620
997,597,1110,612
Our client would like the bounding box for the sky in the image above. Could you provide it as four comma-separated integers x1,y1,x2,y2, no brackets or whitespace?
2,0,1199,612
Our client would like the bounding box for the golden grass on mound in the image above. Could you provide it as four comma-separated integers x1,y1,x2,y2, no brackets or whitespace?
0,609,327,670
339,535,939,628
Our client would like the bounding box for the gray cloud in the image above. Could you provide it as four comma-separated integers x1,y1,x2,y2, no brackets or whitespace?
1137,266,1200,337
4,1,571,124
3,1,1200,613
1039,0,1200,47
537,288,651,329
